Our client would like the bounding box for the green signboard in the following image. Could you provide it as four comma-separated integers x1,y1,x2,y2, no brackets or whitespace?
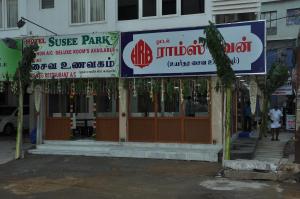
0,39,22,81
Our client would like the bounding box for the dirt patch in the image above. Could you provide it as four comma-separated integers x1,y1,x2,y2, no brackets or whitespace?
3,176,82,195
199,178,270,191
146,162,221,176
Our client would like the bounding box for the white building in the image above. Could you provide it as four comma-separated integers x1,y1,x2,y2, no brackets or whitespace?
0,0,265,162
0,0,212,37
261,0,300,68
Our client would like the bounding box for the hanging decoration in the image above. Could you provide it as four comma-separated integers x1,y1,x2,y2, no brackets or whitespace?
152,78,161,94
166,79,174,100
206,80,211,104
70,81,75,96
179,79,184,103
0,81,4,93
161,78,165,108
149,79,153,101
107,80,111,100
86,80,91,97
46,81,51,94
257,87,264,111
193,80,197,102
57,80,62,94
92,89,97,138
249,77,258,115
182,79,189,99
11,81,18,95
34,85,42,113
196,78,208,96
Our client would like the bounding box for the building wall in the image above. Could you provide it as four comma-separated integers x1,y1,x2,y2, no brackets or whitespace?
0,0,27,38
261,0,300,41
26,0,213,36
212,0,260,15
0,1,264,145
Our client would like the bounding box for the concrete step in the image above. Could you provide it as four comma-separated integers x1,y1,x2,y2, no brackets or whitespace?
255,152,283,155
30,141,222,162
255,153,283,156
255,154,283,157
43,140,220,150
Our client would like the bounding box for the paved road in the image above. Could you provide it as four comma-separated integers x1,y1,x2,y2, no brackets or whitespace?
0,155,299,199
0,134,32,165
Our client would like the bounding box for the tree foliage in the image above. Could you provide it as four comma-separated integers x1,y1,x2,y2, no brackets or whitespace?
263,63,289,95
202,21,235,160
203,21,235,88
258,62,289,137
14,43,39,159
14,43,39,91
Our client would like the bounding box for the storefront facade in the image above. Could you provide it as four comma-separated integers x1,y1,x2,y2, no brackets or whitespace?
27,21,265,149
24,32,121,142
119,21,266,145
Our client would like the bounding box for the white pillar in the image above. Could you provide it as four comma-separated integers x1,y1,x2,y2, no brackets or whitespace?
118,79,128,141
37,93,46,144
29,94,35,133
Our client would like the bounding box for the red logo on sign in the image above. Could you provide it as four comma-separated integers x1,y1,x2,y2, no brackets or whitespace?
131,40,153,68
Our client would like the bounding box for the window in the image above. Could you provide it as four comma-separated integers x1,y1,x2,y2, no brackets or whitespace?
216,13,256,24
287,8,300,25
261,11,277,35
96,81,118,117
75,95,89,113
49,94,70,117
41,0,54,9
118,0,138,20
90,0,105,22
118,0,206,21
4,0,18,28
71,0,105,24
181,0,204,15
129,79,154,117
128,78,209,118
71,0,86,23
143,0,156,17
162,0,176,15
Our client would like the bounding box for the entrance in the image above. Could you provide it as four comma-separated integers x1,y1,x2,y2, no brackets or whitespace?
45,79,119,141
127,78,212,144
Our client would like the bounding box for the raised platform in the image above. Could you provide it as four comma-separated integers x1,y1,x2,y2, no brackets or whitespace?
230,137,259,160
28,140,222,162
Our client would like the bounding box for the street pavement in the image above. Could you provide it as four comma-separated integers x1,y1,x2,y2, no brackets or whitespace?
0,134,33,165
0,154,299,199
0,137,16,165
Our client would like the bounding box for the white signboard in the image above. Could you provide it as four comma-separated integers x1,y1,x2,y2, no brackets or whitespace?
25,32,120,79
121,21,266,77
286,115,296,131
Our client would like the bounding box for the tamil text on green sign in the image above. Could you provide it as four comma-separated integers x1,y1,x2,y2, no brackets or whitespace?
25,32,120,79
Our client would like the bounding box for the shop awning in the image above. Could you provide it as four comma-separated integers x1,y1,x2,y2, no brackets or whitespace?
272,84,293,96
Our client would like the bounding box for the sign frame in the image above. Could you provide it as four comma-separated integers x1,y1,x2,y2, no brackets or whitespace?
26,32,120,80
121,20,266,78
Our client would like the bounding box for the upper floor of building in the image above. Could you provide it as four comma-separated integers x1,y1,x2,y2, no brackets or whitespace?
0,0,212,38
260,0,300,41
0,0,265,38
7,0,300,42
